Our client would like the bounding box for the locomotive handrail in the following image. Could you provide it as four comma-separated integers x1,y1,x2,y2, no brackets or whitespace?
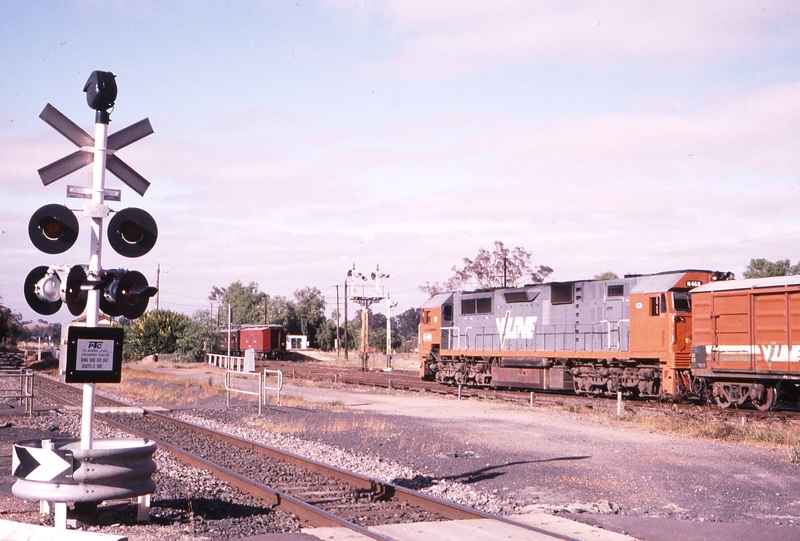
441,326,462,350
598,319,628,350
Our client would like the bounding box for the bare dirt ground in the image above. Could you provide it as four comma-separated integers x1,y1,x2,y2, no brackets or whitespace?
265,381,800,539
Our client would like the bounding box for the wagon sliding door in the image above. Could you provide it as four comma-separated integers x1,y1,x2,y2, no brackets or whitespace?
752,293,790,373
710,293,752,371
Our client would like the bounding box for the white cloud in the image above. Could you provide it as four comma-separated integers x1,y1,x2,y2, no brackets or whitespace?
326,1,800,79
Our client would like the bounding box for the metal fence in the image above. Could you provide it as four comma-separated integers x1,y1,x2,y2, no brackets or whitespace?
224,369,284,414
207,353,246,371
0,369,34,414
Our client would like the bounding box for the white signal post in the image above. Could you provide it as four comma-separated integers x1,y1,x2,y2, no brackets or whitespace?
81,117,111,450
23,74,160,528
386,297,398,368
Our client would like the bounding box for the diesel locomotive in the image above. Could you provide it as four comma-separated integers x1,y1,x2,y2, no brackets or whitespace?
419,270,800,409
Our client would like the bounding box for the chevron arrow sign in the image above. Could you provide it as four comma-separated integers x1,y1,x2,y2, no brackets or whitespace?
12,441,74,483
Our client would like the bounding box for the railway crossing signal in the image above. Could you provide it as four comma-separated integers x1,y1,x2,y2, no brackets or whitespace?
25,70,158,321
15,71,161,519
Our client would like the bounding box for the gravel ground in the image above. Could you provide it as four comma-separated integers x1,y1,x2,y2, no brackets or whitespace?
0,409,302,540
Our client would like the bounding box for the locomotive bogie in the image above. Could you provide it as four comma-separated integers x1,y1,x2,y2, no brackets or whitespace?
570,364,659,397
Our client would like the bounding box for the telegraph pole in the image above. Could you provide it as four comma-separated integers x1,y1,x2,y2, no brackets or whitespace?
335,284,340,359
343,279,348,361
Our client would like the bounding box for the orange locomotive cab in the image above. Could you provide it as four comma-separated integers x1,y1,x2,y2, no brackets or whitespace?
419,293,452,378
628,270,730,397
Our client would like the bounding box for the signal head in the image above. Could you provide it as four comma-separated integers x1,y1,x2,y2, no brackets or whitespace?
63,265,88,316
84,71,117,112
100,270,157,319
24,266,63,315
107,207,158,258
29,204,79,254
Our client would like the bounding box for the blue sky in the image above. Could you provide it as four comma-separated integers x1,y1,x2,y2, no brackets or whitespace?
2,1,800,323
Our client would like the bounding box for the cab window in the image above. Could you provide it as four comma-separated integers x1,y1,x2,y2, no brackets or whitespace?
673,291,691,312
443,304,453,321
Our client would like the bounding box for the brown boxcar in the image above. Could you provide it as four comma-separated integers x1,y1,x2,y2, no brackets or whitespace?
216,326,241,354
240,325,286,359
691,275,800,410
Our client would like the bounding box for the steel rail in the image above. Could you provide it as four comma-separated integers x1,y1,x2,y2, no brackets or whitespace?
34,382,398,541
35,374,584,541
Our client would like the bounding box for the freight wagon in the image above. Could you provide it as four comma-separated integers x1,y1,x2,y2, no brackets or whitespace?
690,275,800,410
216,324,287,360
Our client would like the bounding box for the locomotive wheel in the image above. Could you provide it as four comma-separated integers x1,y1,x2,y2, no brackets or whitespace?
752,387,776,412
715,393,732,409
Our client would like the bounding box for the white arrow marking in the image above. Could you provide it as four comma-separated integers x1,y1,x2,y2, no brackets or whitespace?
25,447,71,481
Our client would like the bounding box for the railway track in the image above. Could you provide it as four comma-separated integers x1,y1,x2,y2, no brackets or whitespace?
261,359,800,419
34,374,584,541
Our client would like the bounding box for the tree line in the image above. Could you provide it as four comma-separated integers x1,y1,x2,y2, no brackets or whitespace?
120,281,421,362
0,301,61,350
1,254,796,357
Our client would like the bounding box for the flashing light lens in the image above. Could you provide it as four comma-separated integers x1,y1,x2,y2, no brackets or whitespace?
119,220,144,244
40,217,65,240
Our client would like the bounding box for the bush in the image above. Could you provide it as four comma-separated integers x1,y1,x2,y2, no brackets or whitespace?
124,310,214,362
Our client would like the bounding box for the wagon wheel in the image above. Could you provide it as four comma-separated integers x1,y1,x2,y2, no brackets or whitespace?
752,387,776,412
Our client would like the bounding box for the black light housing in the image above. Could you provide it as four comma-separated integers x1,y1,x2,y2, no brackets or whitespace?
100,269,157,319
84,70,117,123
63,265,89,316
24,266,62,315
107,207,158,258
84,71,117,111
28,204,79,254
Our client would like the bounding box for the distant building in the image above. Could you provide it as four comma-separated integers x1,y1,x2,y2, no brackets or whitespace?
286,335,308,350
